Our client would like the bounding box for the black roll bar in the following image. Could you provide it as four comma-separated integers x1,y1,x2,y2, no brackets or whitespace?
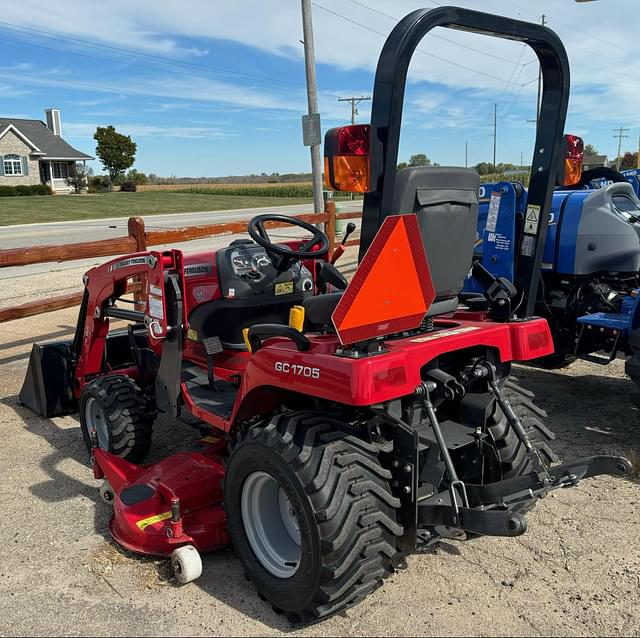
359,6,570,318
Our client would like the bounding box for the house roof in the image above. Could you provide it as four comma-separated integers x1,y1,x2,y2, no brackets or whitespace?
0,118,94,160
584,154,608,166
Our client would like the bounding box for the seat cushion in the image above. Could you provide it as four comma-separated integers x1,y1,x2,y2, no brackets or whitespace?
303,292,343,328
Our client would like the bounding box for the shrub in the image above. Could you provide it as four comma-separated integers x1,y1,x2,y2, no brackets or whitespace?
16,185,33,196
32,184,52,195
119,181,137,192
0,184,51,197
88,176,111,193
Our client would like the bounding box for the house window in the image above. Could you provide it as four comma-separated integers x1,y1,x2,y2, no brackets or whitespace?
3,154,23,176
52,162,69,179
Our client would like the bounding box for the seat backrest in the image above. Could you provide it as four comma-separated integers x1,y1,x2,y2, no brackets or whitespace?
390,167,479,315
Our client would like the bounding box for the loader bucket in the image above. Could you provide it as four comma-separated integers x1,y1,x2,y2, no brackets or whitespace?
19,340,76,417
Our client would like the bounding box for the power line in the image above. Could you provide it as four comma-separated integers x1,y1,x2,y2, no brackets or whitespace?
345,0,526,66
613,126,630,170
311,2,515,84
0,20,302,88
338,96,371,125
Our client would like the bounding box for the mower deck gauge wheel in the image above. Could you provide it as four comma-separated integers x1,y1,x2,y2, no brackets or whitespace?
99,480,115,505
171,545,202,584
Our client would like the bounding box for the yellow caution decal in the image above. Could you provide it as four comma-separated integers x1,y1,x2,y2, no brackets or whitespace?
136,511,172,531
187,327,199,341
274,281,294,296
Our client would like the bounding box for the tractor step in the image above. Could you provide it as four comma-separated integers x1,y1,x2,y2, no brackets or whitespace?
182,364,238,419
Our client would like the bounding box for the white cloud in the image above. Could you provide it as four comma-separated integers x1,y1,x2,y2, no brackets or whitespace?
63,122,237,139
0,66,304,113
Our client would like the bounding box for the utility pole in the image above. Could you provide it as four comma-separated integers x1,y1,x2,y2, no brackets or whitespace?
300,0,324,216
613,126,630,170
536,14,547,124
520,151,524,170
338,96,371,125
492,103,497,168
465,141,468,168
637,130,640,169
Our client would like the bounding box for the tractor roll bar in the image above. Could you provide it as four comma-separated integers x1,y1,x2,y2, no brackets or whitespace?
360,6,570,318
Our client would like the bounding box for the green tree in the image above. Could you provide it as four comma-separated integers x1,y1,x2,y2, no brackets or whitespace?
126,168,149,185
408,153,431,167
474,162,496,175
94,126,137,187
584,144,599,156
397,162,408,171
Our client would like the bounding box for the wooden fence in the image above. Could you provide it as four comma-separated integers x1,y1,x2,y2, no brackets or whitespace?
0,200,359,323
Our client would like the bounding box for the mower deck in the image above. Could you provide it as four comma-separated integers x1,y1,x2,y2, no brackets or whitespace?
93,440,229,557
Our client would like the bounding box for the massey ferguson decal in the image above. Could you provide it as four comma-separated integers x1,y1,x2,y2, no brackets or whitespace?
184,263,212,277
108,256,150,272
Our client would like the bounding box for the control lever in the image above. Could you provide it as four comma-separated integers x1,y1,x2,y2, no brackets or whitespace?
330,222,357,265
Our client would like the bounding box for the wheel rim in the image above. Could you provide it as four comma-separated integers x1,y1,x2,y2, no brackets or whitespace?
240,471,301,578
84,397,109,449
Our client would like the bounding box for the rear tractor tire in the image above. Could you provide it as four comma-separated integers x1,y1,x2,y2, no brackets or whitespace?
223,411,403,623
79,375,155,463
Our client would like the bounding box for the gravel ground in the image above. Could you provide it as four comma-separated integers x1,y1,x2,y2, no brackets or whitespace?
0,300,638,636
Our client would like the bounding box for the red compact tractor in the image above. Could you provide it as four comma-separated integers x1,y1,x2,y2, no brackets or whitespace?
21,6,632,623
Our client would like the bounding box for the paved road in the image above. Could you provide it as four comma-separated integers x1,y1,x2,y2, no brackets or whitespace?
0,200,362,249
0,201,362,305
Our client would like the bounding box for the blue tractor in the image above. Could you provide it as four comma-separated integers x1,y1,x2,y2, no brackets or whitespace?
465,160,640,388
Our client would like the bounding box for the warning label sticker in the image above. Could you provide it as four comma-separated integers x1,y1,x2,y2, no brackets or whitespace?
410,326,480,343
524,204,540,235
136,511,171,531
521,234,535,257
148,295,164,320
486,192,501,233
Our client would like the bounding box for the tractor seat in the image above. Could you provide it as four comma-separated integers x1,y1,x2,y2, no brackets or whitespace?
391,166,480,315
303,292,343,329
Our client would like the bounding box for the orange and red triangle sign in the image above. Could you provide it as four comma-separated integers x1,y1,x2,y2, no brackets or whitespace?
331,215,435,345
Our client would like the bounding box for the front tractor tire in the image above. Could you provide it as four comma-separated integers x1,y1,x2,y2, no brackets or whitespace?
224,412,403,623
79,375,155,463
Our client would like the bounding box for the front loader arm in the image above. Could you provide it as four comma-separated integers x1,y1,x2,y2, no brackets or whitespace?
72,250,184,396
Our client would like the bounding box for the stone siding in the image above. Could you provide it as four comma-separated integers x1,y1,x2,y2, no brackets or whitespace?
0,129,41,186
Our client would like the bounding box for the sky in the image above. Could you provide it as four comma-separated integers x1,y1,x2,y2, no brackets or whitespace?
0,0,638,177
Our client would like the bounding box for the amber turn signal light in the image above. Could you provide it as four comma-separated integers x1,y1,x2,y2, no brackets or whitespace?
324,125,371,193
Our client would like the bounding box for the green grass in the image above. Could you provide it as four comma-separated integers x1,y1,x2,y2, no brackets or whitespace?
0,192,314,225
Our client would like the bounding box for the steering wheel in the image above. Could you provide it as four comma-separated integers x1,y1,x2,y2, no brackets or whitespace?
247,214,330,267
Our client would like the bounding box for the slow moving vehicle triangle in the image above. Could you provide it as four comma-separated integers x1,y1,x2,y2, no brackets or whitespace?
331,214,435,345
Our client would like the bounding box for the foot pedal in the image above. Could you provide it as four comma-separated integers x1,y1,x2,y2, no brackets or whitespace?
202,336,223,356
202,337,223,391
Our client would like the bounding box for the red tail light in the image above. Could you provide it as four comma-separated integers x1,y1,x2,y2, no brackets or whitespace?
561,134,584,186
324,125,371,193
